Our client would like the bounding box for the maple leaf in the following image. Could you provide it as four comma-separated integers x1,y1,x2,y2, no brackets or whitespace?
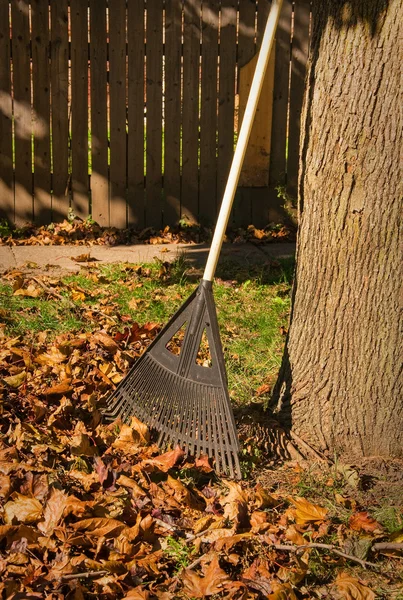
4,494,43,525
349,512,383,534
333,572,375,600
289,497,328,525
182,554,231,598
268,582,298,599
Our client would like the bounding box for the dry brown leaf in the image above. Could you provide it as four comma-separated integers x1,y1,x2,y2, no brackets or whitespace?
253,485,279,509
3,371,26,388
93,332,119,353
38,487,67,536
182,553,231,598
268,582,298,599
285,524,306,545
72,518,126,539
333,572,375,600
4,494,43,525
13,284,42,298
141,445,184,472
42,380,73,396
214,532,252,552
122,587,150,600
112,417,150,454
242,557,273,596
289,496,328,525
221,481,249,528
349,512,383,534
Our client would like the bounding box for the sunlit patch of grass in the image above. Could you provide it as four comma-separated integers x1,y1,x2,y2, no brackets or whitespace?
0,256,294,406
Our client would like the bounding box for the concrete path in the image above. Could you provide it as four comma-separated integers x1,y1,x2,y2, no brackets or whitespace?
0,242,295,274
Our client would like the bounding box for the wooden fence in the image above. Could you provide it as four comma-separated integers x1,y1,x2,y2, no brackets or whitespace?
0,0,311,229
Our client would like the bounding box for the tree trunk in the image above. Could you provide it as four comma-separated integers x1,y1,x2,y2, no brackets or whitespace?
272,0,402,459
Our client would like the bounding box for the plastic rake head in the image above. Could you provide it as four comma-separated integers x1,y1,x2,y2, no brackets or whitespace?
104,280,241,478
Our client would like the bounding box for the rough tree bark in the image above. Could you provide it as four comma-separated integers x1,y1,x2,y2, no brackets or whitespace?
272,0,402,459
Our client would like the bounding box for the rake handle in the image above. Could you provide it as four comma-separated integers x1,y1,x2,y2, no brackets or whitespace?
203,0,283,282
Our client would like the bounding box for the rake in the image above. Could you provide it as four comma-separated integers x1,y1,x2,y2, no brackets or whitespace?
104,0,283,479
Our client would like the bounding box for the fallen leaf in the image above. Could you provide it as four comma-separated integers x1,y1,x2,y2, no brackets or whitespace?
93,332,119,353
141,445,184,472
182,553,231,598
42,380,73,396
4,494,43,525
242,558,273,596
72,518,126,539
333,572,375,600
38,487,67,536
3,371,26,388
349,512,383,534
289,497,328,525
268,582,298,599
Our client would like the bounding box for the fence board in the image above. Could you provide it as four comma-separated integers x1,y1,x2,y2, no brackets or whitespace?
164,0,182,225
50,0,69,221
181,0,201,223
145,0,163,228
109,0,127,228
70,0,89,219
127,0,145,228
31,0,51,224
90,0,108,225
268,0,292,192
238,0,256,68
287,0,310,198
11,0,33,225
217,0,236,206
0,1,14,222
199,0,218,223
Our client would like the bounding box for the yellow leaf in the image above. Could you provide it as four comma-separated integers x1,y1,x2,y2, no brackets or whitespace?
333,572,375,600
4,494,43,524
289,496,328,525
3,370,26,388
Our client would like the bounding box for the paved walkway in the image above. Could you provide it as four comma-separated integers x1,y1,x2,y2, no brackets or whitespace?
0,242,295,274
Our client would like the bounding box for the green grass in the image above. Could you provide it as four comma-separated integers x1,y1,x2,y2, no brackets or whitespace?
0,256,293,405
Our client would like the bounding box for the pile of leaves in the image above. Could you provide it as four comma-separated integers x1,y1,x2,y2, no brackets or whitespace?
0,218,295,247
0,327,402,599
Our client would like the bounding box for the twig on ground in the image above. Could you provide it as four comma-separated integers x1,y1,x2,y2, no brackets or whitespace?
62,570,109,581
372,542,403,553
266,541,380,570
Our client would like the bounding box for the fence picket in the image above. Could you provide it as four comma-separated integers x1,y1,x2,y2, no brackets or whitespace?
181,0,201,223
127,0,145,228
268,0,292,195
164,0,182,225
217,0,236,208
70,0,89,219
50,0,69,222
287,0,310,198
238,0,256,68
0,1,14,222
31,0,51,224
145,0,163,228
109,0,127,228
90,0,108,226
11,0,33,225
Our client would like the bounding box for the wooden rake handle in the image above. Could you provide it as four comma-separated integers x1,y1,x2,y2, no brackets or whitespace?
203,0,284,282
